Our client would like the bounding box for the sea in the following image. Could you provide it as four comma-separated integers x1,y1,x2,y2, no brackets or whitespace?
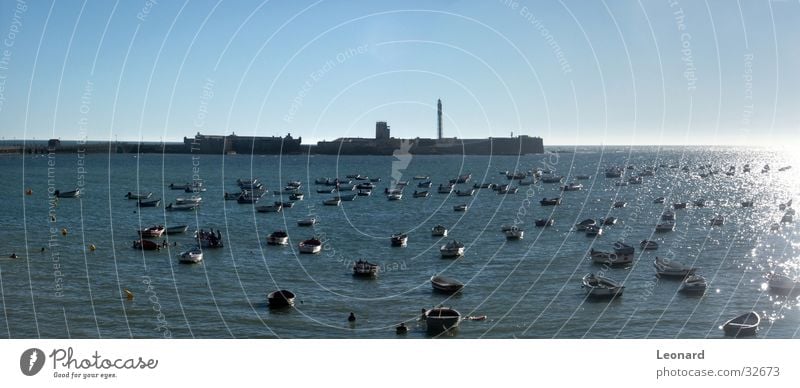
0,146,797,339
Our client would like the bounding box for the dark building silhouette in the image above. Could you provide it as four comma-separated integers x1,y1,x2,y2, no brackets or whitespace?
184,132,302,154
375,121,390,140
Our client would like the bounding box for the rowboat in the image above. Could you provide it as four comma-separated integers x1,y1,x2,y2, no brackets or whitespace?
654,257,696,277
195,230,224,248
387,192,403,201
166,203,197,211
353,260,379,277
453,204,468,212
323,198,341,206
289,192,304,201
267,230,289,245
298,238,323,254
336,193,357,201
540,197,561,206
175,196,202,205
722,312,760,337
582,273,624,298
613,241,635,255
430,275,464,294
456,189,475,197
575,219,596,231
125,192,152,200
169,183,190,190
431,225,448,237
256,204,283,213
138,225,165,238
267,290,296,308
767,273,800,295
585,225,603,237
165,225,188,235
640,240,659,250
425,307,462,334
413,190,430,198
54,189,82,198
535,218,554,227
297,218,317,227
679,275,707,295
589,248,633,266
137,199,161,207
504,228,524,240
132,239,159,250
178,246,203,264
391,233,408,247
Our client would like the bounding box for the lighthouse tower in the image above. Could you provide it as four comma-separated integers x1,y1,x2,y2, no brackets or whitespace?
437,99,443,140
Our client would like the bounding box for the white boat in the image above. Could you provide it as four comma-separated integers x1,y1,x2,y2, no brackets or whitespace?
175,196,202,205
440,240,465,257
55,188,82,198
387,192,403,201
654,257,696,277
710,215,724,226
453,204,468,212
164,225,188,235
679,275,707,294
582,273,624,297
267,230,289,245
431,225,448,237
298,237,323,254
640,240,659,250
138,225,165,238
297,218,317,227
589,249,633,266
767,273,799,295
178,246,203,264
561,183,583,191
722,312,760,337
504,228,524,240
425,307,462,334
430,276,464,294
323,198,341,206
413,175,430,180
391,233,408,247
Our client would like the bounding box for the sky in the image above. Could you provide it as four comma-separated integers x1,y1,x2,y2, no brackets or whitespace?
0,0,797,146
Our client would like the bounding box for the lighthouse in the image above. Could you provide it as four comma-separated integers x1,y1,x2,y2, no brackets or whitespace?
437,99,443,139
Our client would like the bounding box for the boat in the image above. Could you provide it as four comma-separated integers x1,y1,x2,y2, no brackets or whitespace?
413,175,430,180
575,219,596,231
604,167,623,178
770,223,780,231
387,192,403,201
323,198,341,206
413,190,430,198
456,189,475,197
743,164,751,172
391,233,408,247
506,171,526,180
653,197,666,204
575,174,592,180
317,188,335,194
417,181,432,188
431,225,448,237
289,192,304,201
582,273,624,297
224,192,242,200
195,230,224,248
561,183,583,191
267,290,296,308
722,312,760,337
504,228,524,240
256,204,283,213
137,198,161,207
369,177,381,182
175,197,202,205
430,275,464,294
540,197,561,206
138,225,165,238
654,257,696,277
425,307,462,334
125,192,152,200
613,201,627,208
357,189,372,196
356,182,376,190
767,273,799,295
286,180,302,188
474,182,495,189
585,225,603,237
497,185,518,194
297,218,317,227
741,200,754,208
655,220,675,232
237,192,263,204
454,173,472,184
353,260,379,277
589,249,633,266
437,240,464,258
693,199,706,207
298,237,323,254
673,202,687,209
184,186,206,193
661,210,676,221
165,203,198,211
710,215,725,226
267,230,289,245
169,183,190,190
336,193,357,201
781,213,793,223
437,184,454,194
679,275,707,295
614,181,628,187
178,246,203,264
164,225,188,235
541,175,564,184
132,239,159,250
535,218,554,227
453,204,468,212
601,217,618,226
640,240,659,250
613,241,635,255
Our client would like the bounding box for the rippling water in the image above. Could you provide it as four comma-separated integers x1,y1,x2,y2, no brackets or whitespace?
0,147,798,338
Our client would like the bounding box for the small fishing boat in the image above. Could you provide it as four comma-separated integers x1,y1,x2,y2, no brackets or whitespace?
541,175,564,184
540,197,561,206
125,192,152,200
298,237,322,254
430,276,464,294
770,222,780,231
178,246,203,264
317,188,335,194
640,240,659,250
504,228,524,240
237,192,262,204
267,230,289,245
497,186,518,194
693,199,706,207
431,225,448,237
661,210,676,221
289,192,304,201
323,198,341,206
425,307,462,334
133,239,159,250
164,225,189,235
582,273,624,298
195,230,224,248
353,260,379,277
297,218,317,227
628,176,643,185
614,181,628,187
440,240,465,257
456,189,475,197
589,249,633,266
601,217,618,226
437,184,454,194
175,197,202,205
391,233,408,247
575,174,592,180
679,275,707,295
613,201,627,208
453,204,468,212
413,190,430,198
137,198,161,207
781,214,793,223
169,183,190,190
710,215,725,226
417,181,432,188
387,192,403,201
741,200,754,208
165,203,198,211
356,182,376,190
357,189,372,196
673,202,687,209
722,312,760,337
138,225,165,238
184,186,206,193
535,218,554,227
767,273,799,295
267,290,296,308
585,225,603,237
369,177,381,182
561,182,583,191
413,175,430,180
653,197,666,204
655,220,675,232
654,257,696,277
575,219,596,231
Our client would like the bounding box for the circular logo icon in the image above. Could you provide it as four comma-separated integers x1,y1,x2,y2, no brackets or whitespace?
20,348,45,376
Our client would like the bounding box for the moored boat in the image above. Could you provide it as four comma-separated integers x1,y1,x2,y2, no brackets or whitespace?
679,275,707,295
125,192,152,200
453,204,468,212
267,290,296,308
504,228,524,240
297,217,317,227
178,246,203,264
582,273,624,297
391,233,409,247
575,219,596,231
640,240,659,250
298,237,323,254
767,273,799,295
256,204,283,213
440,240,465,257
132,239,159,250
431,225,448,237
413,190,430,198
353,260,379,277
137,198,161,207
323,198,341,206
165,225,189,235
654,257,696,277
722,312,760,337
138,225,165,238
540,197,561,206
535,218,554,227
589,249,633,266
585,225,603,237
267,230,289,245
425,307,462,334
54,188,82,198
430,275,464,294
166,203,198,211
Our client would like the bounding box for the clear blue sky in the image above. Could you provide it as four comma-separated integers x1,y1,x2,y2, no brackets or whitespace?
0,0,797,146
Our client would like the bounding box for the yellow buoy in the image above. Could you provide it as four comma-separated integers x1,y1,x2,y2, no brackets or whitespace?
61,228,68,236
124,289,134,300
89,244,96,251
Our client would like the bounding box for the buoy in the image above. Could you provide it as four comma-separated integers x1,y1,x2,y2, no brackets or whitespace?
25,188,32,195
124,289,134,300
61,228,68,236
348,312,356,322
89,244,96,251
